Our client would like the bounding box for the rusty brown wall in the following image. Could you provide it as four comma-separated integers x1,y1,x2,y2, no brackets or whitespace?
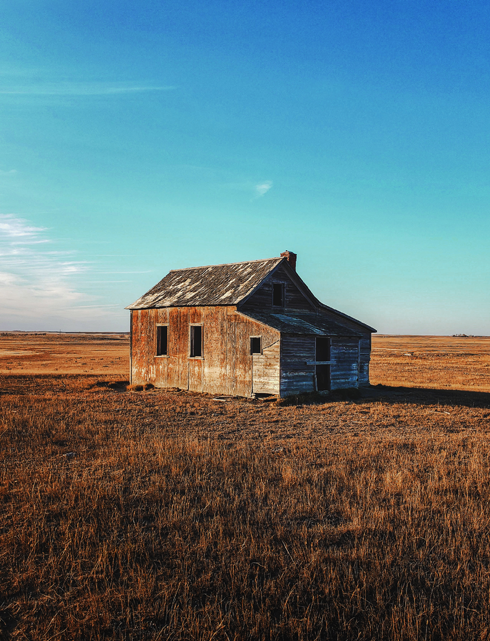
130,307,279,397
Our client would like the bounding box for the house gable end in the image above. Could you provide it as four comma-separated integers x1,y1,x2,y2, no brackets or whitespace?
279,261,376,334
238,261,316,313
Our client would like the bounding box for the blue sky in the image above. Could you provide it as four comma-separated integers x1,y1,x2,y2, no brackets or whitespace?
0,0,489,334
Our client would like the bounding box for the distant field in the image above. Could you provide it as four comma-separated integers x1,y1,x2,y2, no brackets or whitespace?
0,332,129,375
1,333,490,640
371,334,490,392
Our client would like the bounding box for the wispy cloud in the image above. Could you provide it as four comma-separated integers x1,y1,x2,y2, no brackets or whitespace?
0,214,114,329
254,180,273,198
0,214,46,239
0,82,174,96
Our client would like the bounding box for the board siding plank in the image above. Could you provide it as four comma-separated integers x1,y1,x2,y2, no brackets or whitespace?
253,341,280,394
330,338,360,390
280,335,316,396
241,265,315,313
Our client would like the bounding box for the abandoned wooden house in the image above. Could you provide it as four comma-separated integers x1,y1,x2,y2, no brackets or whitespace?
126,251,376,397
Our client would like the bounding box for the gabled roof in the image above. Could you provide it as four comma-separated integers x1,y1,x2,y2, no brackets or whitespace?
268,260,376,333
126,257,283,310
240,311,361,337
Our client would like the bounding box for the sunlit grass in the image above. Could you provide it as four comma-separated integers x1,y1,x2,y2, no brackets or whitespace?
1,335,490,639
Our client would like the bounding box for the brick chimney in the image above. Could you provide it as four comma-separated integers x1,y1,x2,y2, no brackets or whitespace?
280,250,297,272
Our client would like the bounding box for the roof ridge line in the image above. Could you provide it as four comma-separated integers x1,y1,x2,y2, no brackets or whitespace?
168,257,283,272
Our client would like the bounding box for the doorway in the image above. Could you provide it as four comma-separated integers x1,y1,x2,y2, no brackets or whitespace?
316,337,331,391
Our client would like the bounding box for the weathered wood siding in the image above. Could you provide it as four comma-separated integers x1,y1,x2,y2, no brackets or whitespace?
358,335,371,386
279,335,369,396
130,307,279,397
280,335,316,396
330,338,360,390
130,308,372,397
240,264,315,312
315,307,373,387
252,340,280,395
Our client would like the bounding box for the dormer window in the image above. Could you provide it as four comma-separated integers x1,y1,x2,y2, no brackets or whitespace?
272,283,285,307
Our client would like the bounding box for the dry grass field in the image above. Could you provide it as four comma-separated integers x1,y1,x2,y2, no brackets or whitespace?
371,334,490,392
1,333,490,640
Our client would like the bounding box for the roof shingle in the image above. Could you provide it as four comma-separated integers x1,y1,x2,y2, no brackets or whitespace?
126,257,283,309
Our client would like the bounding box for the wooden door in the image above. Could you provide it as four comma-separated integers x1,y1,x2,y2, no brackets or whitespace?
316,337,331,391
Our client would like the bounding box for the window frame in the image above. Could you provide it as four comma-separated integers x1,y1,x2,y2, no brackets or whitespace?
250,336,262,355
189,324,203,358
272,282,285,307
155,324,169,357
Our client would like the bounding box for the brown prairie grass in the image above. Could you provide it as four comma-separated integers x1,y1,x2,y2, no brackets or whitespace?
1,334,490,640
0,332,128,376
371,334,490,392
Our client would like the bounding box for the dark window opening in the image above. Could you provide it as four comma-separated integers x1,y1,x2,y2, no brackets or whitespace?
190,325,202,357
156,325,168,356
316,337,331,391
272,283,285,306
316,337,330,361
250,337,262,354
